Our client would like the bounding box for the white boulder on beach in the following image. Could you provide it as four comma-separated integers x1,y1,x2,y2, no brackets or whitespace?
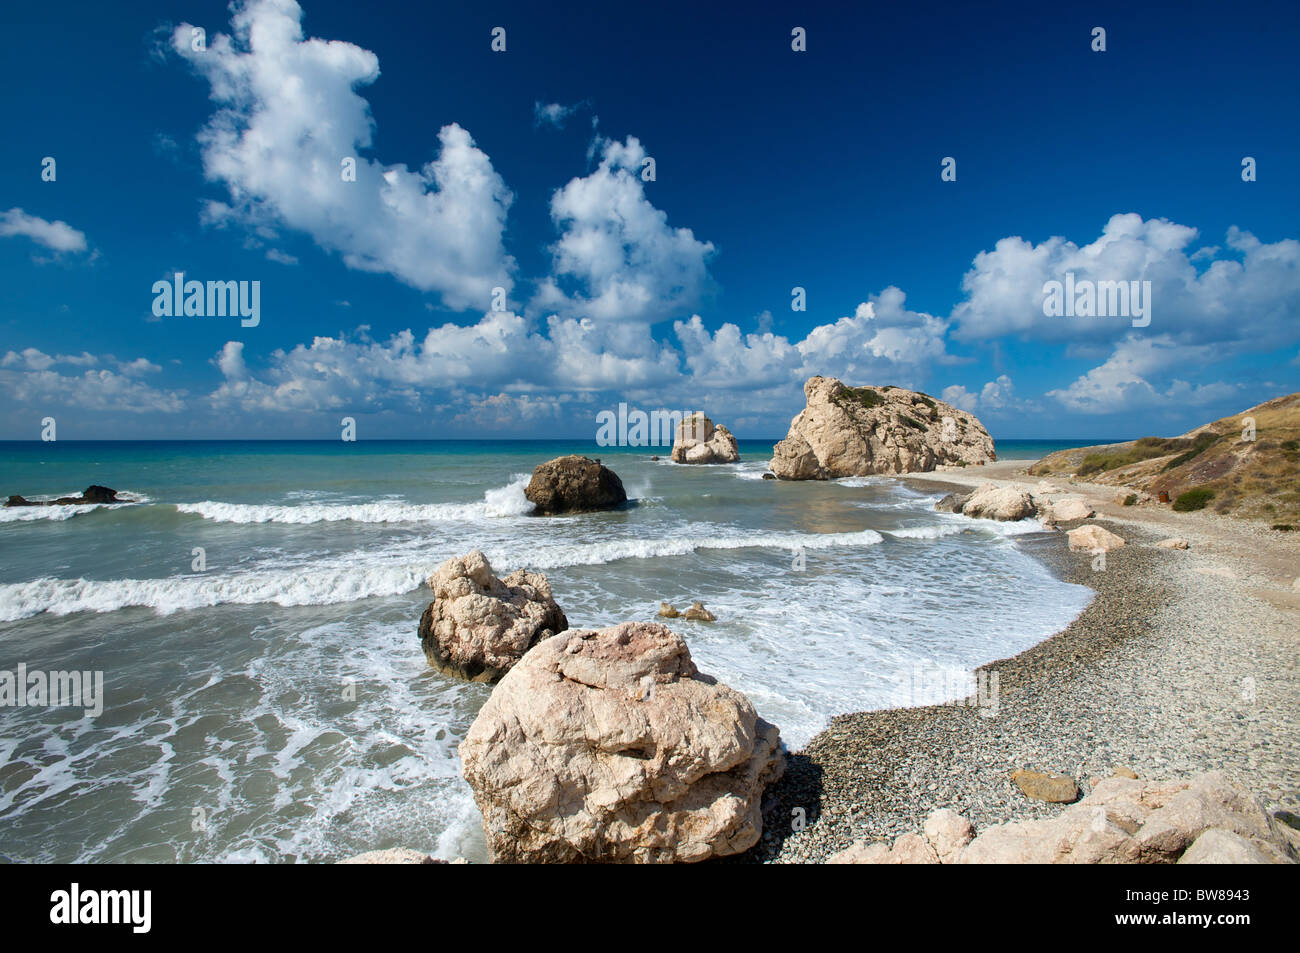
460,621,784,863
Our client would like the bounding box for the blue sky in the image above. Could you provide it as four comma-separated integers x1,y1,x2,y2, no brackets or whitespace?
1,0,1297,441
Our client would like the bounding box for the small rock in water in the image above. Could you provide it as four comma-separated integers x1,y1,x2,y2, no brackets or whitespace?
1011,769,1079,803
684,601,716,622
658,602,681,618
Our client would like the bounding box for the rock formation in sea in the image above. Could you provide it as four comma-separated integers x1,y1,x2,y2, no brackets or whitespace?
828,771,1297,864
524,455,627,514
417,550,568,683
5,485,128,507
460,620,784,863
671,412,740,464
770,377,994,479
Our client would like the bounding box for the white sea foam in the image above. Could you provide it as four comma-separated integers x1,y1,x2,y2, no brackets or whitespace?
176,475,535,524
0,526,886,619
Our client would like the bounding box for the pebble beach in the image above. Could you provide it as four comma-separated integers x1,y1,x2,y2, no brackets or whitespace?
746,461,1300,863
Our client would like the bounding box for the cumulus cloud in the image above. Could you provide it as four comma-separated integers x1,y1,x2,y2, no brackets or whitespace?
0,349,184,413
941,375,1038,416
531,135,715,328
0,208,89,254
951,213,1300,350
173,0,514,310
1046,335,1237,414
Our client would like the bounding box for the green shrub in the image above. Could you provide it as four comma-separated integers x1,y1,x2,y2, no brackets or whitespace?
1272,523,1295,531
897,414,926,430
1122,494,1138,506
1171,488,1215,511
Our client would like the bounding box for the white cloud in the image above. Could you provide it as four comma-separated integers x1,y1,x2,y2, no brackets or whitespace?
0,208,89,254
174,0,514,311
0,349,184,413
531,135,715,327
951,213,1300,350
533,101,586,129
1046,335,1237,414
942,375,1038,416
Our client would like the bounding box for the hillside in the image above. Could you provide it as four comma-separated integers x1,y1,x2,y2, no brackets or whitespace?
1028,393,1300,524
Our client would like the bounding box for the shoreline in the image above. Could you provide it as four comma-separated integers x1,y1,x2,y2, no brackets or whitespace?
739,458,1300,863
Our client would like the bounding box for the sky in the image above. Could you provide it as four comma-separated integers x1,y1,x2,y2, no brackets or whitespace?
1,0,1297,441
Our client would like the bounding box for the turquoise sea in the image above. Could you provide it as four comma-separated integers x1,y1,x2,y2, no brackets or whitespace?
0,438,1094,862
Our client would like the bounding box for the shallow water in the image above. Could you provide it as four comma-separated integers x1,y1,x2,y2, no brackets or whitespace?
0,440,1092,862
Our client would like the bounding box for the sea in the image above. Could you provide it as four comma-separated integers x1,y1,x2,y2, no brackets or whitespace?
0,438,1098,863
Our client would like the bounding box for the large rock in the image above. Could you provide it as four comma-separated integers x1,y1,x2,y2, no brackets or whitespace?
828,772,1296,865
1044,497,1095,522
962,483,1037,521
770,377,995,479
524,455,627,515
418,550,568,683
671,412,740,464
460,621,784,863
1067,524,1126,552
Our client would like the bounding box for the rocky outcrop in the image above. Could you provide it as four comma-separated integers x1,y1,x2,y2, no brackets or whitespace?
1067,525,1126,552
5,485,129,507
460,621,784,863
770,377,994,479
960,483,1037,521
1042,497,1095,522
418,550,568,683
524,455,627,515
828,772,1297,865
671,413,740,464
683,601,716,622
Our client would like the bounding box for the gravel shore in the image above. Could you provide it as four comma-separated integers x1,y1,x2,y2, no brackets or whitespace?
737,465,1300,863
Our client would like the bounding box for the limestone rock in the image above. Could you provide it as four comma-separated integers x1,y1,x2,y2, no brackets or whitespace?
1178,829,1271,864
658,602,681,618
770,377,994,479
934,492,971,514
832,771,1297,865
671,412,740,464
1011,769,1080,803
1155,537,1190,549
1068,524,1126,552
683,601,716,622
962,483,1037,521
924,809,975,863
1045,497,1095,522
418,550,568,683
524,455,627,515
460,621,784,863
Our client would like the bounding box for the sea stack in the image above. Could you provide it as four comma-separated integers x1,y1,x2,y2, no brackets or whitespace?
770,377,994,479
417,550,568,683
671,412,740,464
524,455,627,514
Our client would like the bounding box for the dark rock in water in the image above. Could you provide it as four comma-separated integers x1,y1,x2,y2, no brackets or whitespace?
650,455,660,461
935,492,970,514
761,472,776,480
525,455,627,515
5,485,127,507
